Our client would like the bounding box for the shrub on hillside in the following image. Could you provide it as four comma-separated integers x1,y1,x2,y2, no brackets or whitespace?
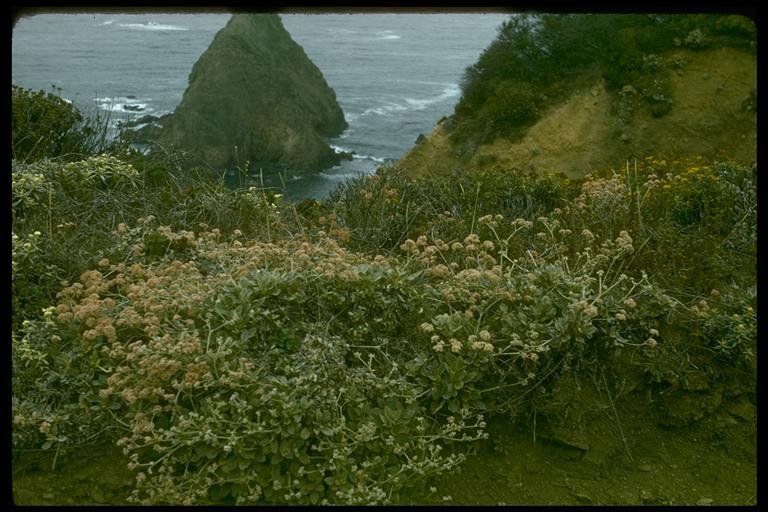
11,155,294,328
451,14,756,146
11,86,114,162
11,153,755,505
13,213,710,504
12,223,489,504
326,166,570,256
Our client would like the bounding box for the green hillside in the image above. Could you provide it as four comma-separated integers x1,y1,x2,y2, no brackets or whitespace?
398,14,756,177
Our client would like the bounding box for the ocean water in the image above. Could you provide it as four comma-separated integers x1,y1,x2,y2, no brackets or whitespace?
12,11,509,199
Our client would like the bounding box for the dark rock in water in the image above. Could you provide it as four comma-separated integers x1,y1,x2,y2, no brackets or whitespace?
121,114,168,128
334,149,354,161
126,95,137,99
119,113,172,144
153,13,347,174
122,104,144,112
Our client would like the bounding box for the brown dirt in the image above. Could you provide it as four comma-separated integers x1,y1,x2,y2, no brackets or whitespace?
12,378,755,506
403,375,757,506
12,442,134,505
397,47,756,179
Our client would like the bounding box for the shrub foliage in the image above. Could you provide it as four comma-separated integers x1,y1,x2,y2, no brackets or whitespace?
12,89,756,505
11,85,118,162
451,14,756,145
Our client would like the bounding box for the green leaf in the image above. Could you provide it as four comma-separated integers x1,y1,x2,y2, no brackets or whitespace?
221,456,238,473
208,483,229,501
280,439,293,458
407,270,423,281
196,444,218,459
240,327,258,343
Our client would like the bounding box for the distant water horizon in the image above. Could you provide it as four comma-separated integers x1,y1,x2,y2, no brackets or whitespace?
12,12,509,199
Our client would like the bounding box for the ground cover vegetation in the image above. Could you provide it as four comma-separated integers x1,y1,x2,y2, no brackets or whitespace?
11,58,755,505
450,13,756,146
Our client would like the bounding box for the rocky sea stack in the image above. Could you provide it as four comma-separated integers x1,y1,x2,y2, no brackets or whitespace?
150,13,348,174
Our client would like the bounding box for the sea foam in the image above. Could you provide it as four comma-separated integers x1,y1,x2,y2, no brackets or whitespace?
375,30,401,40
93,96,154,114
117,22,188,31
357,83,459,119
330,144,385,164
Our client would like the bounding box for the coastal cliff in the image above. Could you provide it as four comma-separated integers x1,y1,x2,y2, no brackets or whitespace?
397,15,756,178
150,13,348,174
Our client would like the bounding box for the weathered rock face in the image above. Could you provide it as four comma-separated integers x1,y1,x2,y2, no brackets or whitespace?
154,14,347,173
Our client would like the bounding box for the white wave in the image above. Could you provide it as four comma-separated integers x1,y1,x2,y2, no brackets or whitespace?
361,101,409,117
375,30,401,40
357,83,460,119
404,83,461,108
94,96,152,103
93,96,154,114
396,79,455,86
117,22,188,31
100,20,114,26
361,106,386,117
126,122,151,130
330,144,353,154
319,169,370,182
352,154,386,164
329,144,385,164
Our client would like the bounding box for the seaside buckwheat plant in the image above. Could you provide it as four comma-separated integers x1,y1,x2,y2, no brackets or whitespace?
399,222,677,416
13,222,486,505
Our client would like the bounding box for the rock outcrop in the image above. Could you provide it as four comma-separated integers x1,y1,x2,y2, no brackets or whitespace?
151,13,347,173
